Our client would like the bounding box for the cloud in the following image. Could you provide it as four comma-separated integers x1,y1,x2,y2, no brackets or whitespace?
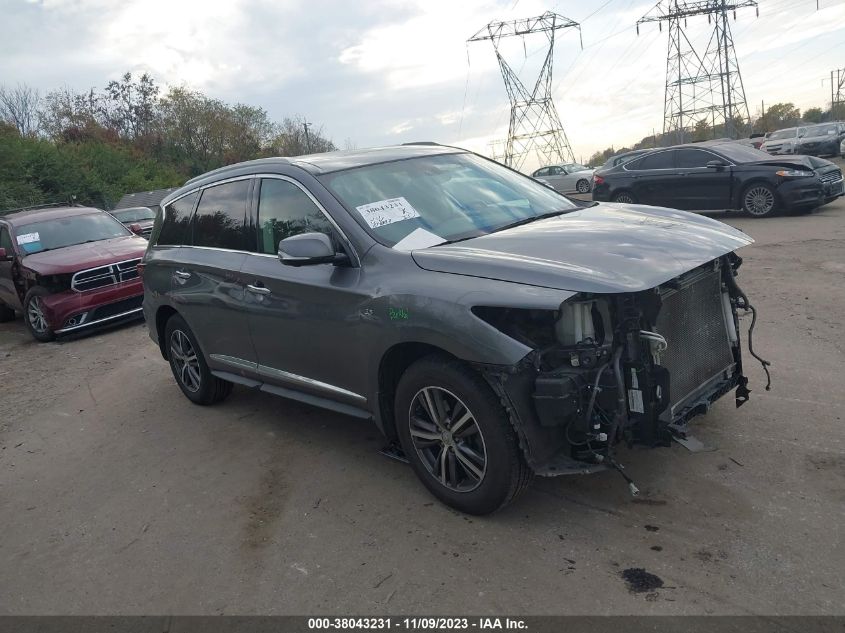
2,0,844,166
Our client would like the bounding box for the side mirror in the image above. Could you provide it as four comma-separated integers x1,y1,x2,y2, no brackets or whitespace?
278,232,348,267
0,247,10,260
706,160,727,170
129,223,144,235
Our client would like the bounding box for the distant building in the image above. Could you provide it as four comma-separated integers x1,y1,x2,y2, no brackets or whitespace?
114,187,179,211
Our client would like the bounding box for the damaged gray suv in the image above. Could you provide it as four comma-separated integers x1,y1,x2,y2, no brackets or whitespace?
141,144,768,515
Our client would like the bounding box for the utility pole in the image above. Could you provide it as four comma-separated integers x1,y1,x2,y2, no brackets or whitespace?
469,12,582,171
637,0,758,143
303,120,312,154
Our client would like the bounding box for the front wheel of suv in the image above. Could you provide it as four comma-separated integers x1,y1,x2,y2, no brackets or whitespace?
394,355,532,515
164,314,233,405
24,286,55,342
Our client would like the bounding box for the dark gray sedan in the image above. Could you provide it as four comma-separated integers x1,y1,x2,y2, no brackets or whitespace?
141,144,765,514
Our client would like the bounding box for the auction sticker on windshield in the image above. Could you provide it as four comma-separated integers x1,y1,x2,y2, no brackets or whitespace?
355,197,420,229
16,232,40,245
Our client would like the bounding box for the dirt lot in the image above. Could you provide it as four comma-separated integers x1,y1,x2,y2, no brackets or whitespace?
2,194,845,615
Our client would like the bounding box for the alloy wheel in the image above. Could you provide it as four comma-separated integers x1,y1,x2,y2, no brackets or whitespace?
577,179,590,193
170,329,202,393
744,186,775,216
614,192,635,204
27,296,48,333
408,387,487,492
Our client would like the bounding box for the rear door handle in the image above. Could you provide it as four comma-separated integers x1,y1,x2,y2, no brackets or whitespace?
246,283,271,296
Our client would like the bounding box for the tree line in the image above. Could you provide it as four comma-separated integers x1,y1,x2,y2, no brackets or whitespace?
586,101,845,167
0,73,338,212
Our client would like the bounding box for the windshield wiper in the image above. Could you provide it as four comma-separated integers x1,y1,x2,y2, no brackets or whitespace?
491,208,573,233
435,208,577,246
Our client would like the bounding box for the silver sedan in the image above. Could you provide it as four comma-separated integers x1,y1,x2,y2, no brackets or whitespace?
532,163,595,193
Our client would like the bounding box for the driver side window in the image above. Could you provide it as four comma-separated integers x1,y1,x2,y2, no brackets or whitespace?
0,226,13,253
256,178,333,255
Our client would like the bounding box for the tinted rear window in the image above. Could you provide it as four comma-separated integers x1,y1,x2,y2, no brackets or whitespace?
191,180,249,250
154,191,198,246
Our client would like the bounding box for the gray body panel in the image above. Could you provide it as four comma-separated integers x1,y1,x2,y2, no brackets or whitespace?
412,203,751,293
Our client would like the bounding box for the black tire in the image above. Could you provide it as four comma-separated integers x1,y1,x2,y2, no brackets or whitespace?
576,179,591,194
741,182,778,218
23,286,56,342
394,355,532,515
0,302,14,323
612,190,637,204
164,313,232,405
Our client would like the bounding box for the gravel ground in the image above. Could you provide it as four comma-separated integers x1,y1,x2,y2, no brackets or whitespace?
1,193,844,615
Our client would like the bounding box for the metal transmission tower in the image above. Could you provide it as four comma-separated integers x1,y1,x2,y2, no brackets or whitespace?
831,68,845,114
469,12,581,171
638,0,757,144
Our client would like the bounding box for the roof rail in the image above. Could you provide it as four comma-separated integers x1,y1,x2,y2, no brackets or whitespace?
401,141,442,146
0,200,80,215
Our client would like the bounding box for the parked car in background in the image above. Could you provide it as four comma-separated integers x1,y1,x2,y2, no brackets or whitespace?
143,143,764,514
0,205,147,341
110,206,156,239
795,122,845,157
841,136,845,157
600,148,654,169
531,163,594,193
748,133,766,149
761,127,804,155
591,140,843,217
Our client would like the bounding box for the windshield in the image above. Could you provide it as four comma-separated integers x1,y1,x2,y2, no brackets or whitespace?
320,153,579,247
713,142,775,163
805,124,838,136
767,128,796,140
112,207,155,222
15,213,131,254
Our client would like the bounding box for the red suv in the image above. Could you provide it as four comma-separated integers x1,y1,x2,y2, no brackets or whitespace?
0,205,148,342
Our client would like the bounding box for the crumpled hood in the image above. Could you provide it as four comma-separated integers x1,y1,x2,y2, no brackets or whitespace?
22,236,148,276
412,203,753,293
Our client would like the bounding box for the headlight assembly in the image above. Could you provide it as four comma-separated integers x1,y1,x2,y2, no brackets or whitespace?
775,169,815,178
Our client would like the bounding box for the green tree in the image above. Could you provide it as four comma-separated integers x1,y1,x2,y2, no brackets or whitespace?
803,107,824,124
1,71,339,211
758,103,801,132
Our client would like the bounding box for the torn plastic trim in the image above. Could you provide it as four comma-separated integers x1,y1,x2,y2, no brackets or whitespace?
475,354,606,476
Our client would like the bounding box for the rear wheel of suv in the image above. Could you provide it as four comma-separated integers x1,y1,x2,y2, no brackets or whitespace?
741,183,778,218
394,355,532,515
24,286,55,342
164,314,232,405
612,190,637,204
0,302,15,323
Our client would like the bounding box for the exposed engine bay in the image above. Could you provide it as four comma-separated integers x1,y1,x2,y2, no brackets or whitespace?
475,254,771,492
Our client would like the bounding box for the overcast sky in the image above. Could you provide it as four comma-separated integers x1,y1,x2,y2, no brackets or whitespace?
2,0,844,168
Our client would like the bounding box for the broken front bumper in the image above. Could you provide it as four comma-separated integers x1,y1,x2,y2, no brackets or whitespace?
482,259,750,477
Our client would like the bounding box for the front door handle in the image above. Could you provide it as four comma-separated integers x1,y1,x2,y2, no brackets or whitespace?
246,283,271,296
174,270,191,279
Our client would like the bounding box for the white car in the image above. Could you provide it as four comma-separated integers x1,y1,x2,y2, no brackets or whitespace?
532,163,595,194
